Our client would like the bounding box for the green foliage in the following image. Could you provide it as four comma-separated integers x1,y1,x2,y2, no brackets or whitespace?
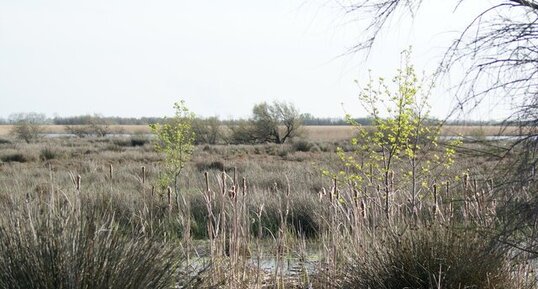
149,100,195,193
333,50,460,212
230,101,303,144
252,101,302,144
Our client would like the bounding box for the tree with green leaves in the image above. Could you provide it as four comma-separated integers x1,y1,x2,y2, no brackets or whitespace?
333,51,458,218
149,100,195,194
343,0,538,254
230,101,302,144
257,101,302,144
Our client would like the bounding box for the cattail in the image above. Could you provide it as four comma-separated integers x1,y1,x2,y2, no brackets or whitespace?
221,170,226,196
151,185,155,197
167,187,172,210
242,177,247,196
228,185,236,200
141,166,146,184
109,164,113,180
463,173,469,191
332,177,338,201
353,188,360,206
319,188,326,202
204,171,210,199
432,184,438,220
75,175,81,191
233,167,237,188
487,179,493,193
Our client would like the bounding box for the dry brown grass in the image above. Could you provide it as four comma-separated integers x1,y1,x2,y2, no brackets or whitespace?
0,125,152,136
304,125,522,142
0,124,521,140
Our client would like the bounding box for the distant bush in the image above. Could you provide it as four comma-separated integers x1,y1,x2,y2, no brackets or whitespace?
0,138,11,144
1,153,28,163
39,147,60,161
195,160,225,172
64,115,111,137
111,136,149,147
130,137,149,147
292,140,313,152
278,148,290,158
9,112,46,143
309,144,321,153
192,117,222,144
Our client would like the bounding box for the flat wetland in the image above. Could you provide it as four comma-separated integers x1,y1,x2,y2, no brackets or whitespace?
0,126,534,288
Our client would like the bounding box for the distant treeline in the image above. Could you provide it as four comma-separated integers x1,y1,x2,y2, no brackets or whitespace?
51,115,165,125
0,113,505,126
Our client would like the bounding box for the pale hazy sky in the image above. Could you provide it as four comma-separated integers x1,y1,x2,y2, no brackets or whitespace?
0,0,505,120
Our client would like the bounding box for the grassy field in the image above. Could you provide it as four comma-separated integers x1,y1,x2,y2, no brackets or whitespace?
0,131,535,288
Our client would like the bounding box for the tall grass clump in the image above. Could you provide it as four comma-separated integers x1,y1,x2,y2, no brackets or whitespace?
0,198,183,289
334,225,528,289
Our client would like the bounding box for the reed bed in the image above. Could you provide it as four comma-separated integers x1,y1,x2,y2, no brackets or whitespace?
0,136,535,288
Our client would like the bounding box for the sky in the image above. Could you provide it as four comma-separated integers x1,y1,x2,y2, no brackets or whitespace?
0,0,508,120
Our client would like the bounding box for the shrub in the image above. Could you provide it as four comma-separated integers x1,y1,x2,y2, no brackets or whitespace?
309,144,321,153
111,137,149,147
130,136,149,147
0,204,182,289
278,148,289,158
1,153,28,163
10,117,44,143
40,147,59,161
336,225,517,289
195,160,225,172
292,140,313,152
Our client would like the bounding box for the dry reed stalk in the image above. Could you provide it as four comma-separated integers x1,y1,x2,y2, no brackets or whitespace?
361,199,367,220
204,172,214,238
202,171,219,285
445,181,453,222
319,188,327,202
109,164,113,180
218,170,227,261
75,175,81,191
233,167,237,188
241,177,246,196
369,164,373,184
274,176,292,289
384,171,390,220
432,184,438,221
141,166,146,184
167,186,172,211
